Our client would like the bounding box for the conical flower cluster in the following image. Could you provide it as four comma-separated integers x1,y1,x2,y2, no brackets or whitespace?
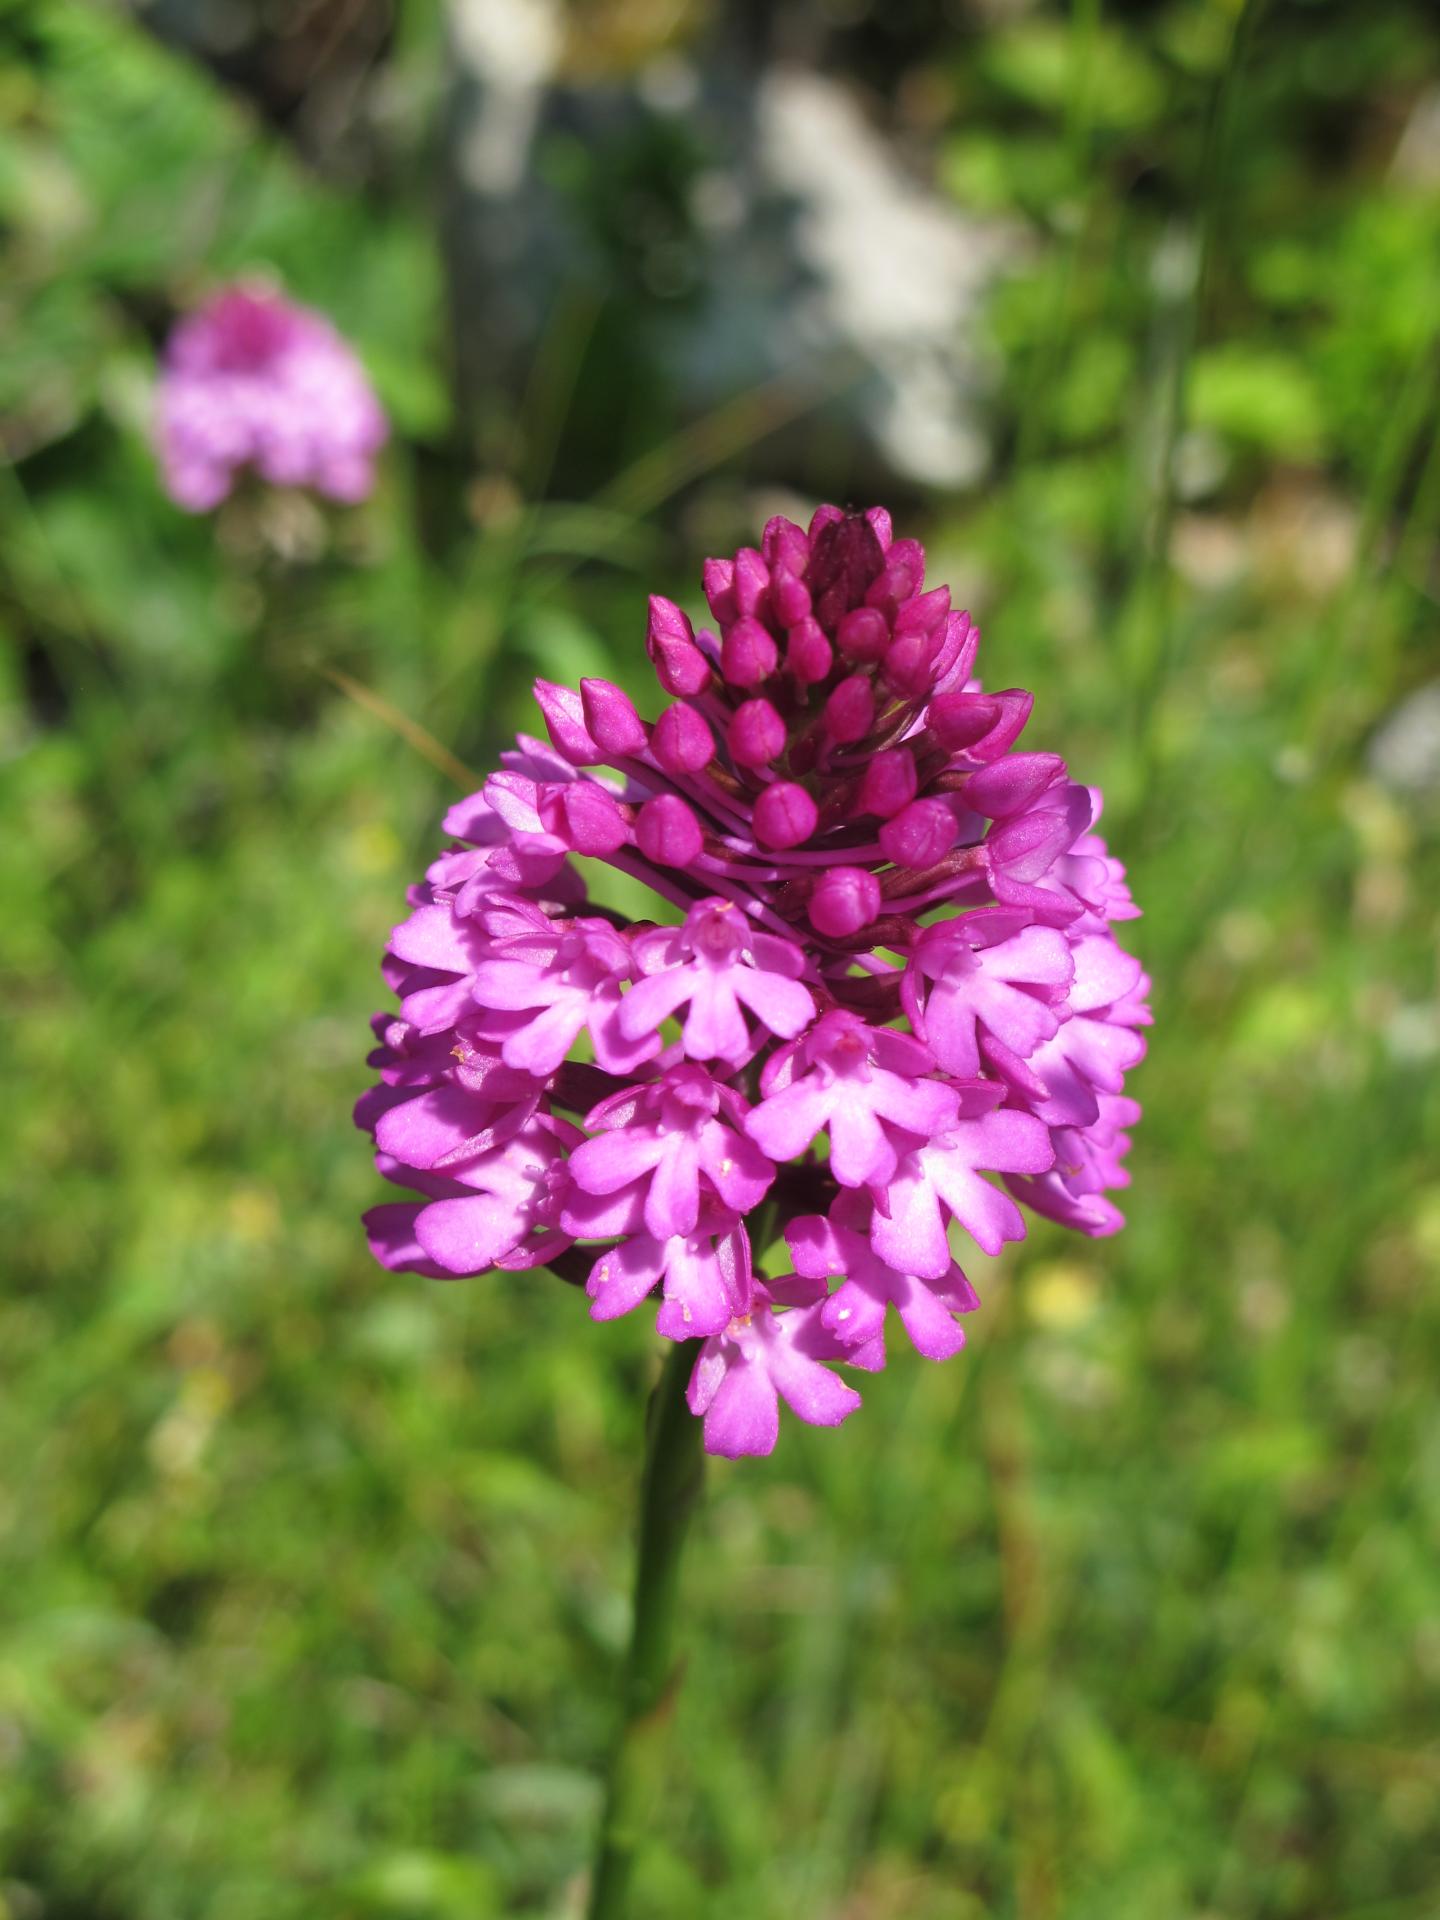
157,284,387,512
358,508,1149,1456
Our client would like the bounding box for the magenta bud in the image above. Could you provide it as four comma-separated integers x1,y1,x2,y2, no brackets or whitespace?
883,629,943,696
721,615,779,687
823,674,874,745
894,584,951,639
636,793,703,868
732,546,771,618
762,515,811,574
809,511,887,628
856,749,917,819
930,688,1032,760
785,617,833,685
965,751,1066,819
808,866,881,937
865,505,893,549
562,783,630,855
865,538,925,614
728,697,787,768
753,781,818,849
580,677,647,757
930,610,981,695
879,798,956,869
929,691,1000,751
647,595,711,696
836,605,890,663
808,503,846,541
702,559,737,626
533,678,601,764
652,701,715,773
771,569,812,627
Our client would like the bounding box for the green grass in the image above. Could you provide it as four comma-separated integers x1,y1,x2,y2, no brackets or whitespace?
3,1,1440,1915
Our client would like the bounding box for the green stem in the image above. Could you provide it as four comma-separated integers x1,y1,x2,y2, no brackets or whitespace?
587,1338,705,1920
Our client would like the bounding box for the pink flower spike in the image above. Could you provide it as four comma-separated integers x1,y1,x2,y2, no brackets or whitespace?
359,501,1148,1461
580,678,648,757
636,794,704,868
729,698,787,768
753,781,818,850
156,284,386,511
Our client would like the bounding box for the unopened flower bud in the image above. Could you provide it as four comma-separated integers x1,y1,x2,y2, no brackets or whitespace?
647,596,711,696
636,793,704,867
786,618,833,686
534,678,600,763
562,784,630,855
702,558,736,625
729,698,787,768
652,701,715,773
580,678,647,757
721,616,779,688
771,570,812,627
879,799,956,868
823,674,874,745
836,606,890,663
856,750,917,819
809,866,881,936
732,547,770,617
754,781,818,849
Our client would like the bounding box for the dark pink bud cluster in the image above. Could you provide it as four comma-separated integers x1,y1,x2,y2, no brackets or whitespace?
358,508,1149,1457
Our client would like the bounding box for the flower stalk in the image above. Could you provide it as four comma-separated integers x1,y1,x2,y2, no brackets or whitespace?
587,1337,705,1920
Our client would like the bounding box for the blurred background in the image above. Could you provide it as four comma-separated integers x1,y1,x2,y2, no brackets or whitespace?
4,0,1440,1915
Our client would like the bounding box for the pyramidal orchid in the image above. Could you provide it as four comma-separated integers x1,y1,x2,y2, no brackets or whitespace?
358,505,1149,1458
156,283,387,512
358,505,1150,1920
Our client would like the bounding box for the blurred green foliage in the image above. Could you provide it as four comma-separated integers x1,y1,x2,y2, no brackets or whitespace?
4,1,1440,1917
